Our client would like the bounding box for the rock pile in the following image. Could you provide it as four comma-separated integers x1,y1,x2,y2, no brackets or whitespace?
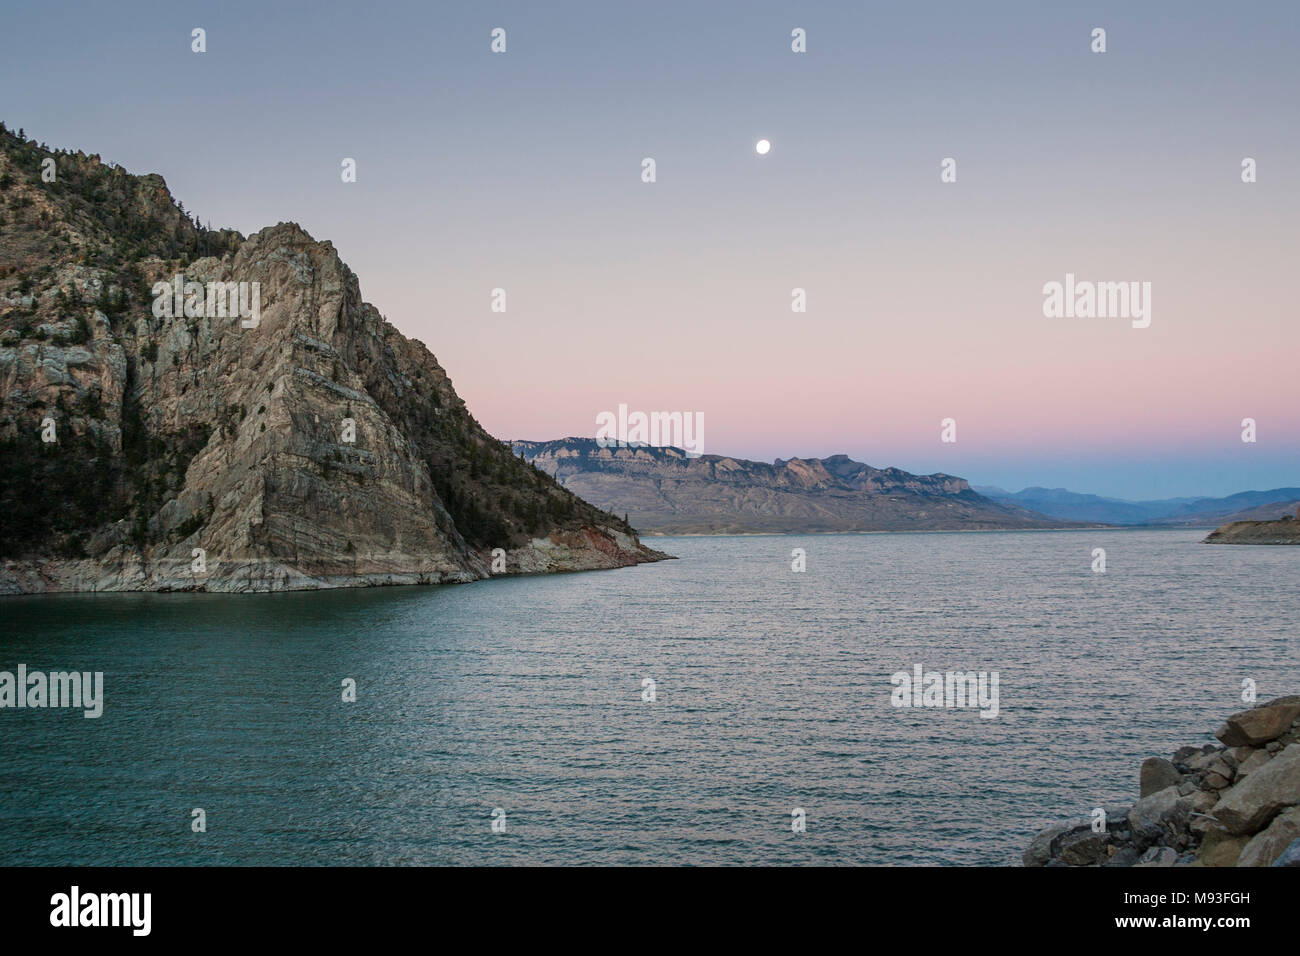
1024,695,1300,867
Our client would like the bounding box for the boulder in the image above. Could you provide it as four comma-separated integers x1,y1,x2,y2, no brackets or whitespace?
1179,789,1218,814
1135,846,1177,867
1216,696,1300,747
1235,749,1272,781
1127,786,1187,848
1204,771,1232,790
1228,745,1257,765
1103,846,1141,867
1214,744,1300,835
1188,750,1223,772
1107,807,1132,833
1237,806,1300,866
1273,838,1300,867
1140,757,1181,797
1023,823,1071,867
1197,828,1250,867
1178,791,1217,836
1059,830,1110,866
1206,755,1235,780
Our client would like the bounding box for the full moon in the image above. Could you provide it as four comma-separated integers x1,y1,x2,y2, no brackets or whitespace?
755,139,771,155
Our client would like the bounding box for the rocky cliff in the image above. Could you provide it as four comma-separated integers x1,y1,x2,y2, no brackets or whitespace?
511,438,1078,534
1025,696,1300,867
0,125,667,593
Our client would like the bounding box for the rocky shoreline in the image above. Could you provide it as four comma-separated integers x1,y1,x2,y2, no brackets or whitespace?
1025,695,1300,867
0,525,670,594
1203,510,1300,544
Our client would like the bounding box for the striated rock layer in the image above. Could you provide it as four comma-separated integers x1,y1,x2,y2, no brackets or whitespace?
512,438,1081,535
0,125,668,592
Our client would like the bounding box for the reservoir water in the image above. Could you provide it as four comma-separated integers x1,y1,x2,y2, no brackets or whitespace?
2,529,1296,865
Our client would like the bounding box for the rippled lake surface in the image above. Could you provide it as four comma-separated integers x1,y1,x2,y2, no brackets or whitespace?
2,529,1297,865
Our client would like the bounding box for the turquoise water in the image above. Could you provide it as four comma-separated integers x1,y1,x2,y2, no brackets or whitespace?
1,529,1296,865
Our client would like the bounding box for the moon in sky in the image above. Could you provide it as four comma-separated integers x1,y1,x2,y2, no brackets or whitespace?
755,139,771,155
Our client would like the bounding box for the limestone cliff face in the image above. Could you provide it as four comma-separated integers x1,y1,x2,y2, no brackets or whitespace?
0,126,667,592
512,438,1073,534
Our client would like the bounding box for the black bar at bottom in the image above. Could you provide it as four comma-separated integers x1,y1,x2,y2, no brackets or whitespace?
0,865,1279,942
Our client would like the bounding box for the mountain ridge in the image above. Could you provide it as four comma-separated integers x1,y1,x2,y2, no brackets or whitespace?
976,485,1300,527
0,124,667,592
511,438,1087,535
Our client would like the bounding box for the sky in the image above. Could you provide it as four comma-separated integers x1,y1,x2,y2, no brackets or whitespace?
2,1,1296,499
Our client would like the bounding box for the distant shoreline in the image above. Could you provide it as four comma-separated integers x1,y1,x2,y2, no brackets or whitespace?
641,525,1214,538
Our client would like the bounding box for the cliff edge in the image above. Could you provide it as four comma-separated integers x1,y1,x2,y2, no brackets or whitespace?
0,125,668,592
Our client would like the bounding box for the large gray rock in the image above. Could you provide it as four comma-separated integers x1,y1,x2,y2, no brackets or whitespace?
1204,771,1232,790
1235,748,1272,781
1140,757,1181,797
1237,807,1300,866
1184,790,1220,837
1103,846,1141,867
1216,696,1300,747
1135,846,1177,867
1188,749,1223,772
1058,830,1110,866
1206,755,1235,781
1023,823,1071,867
1127,786,1187,848
1214,744,1300,835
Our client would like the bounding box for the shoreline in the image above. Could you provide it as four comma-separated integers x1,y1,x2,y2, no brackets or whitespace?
1025,696,1300,867
642,525,1209,538
0,526,672,597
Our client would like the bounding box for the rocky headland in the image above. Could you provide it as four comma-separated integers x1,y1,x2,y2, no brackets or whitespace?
1203,508,1300,545
1025,696,1300,867
0,125,668,593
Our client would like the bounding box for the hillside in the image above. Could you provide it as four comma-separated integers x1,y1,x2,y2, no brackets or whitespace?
1203,508,1300,545
0,124,666,592
1160,495,1300,526
978,485,1300,527
512,438,1079,534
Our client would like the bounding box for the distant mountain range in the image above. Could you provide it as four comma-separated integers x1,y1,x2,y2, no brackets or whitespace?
973,486,1300,527
511,439,1084,534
